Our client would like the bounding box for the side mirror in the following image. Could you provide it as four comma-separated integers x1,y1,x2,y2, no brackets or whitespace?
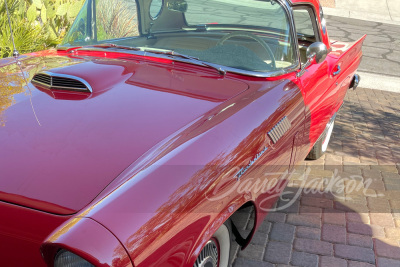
306,42,328,64
297,42,328,77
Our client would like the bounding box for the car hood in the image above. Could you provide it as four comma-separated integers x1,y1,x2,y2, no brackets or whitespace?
0,50,248,215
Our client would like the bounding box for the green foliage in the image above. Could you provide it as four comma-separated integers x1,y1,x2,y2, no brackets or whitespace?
96,0,139,41
0,0,84,58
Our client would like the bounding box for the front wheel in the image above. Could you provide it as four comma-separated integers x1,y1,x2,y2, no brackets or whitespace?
194,223,231,267
306,119,335,160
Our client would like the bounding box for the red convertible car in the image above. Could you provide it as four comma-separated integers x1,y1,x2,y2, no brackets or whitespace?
0,0,365,266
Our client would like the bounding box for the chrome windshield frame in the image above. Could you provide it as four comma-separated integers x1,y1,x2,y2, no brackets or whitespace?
59,0,300,78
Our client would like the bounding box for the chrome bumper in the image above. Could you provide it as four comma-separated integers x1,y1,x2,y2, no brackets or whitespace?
350,74,360,90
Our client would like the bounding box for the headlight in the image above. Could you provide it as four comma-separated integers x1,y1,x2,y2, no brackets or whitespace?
54,249,94,267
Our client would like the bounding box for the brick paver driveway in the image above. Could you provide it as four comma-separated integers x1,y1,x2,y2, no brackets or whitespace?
232,88,400,267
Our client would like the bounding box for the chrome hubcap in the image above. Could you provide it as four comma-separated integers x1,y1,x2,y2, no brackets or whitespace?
194,239,219,267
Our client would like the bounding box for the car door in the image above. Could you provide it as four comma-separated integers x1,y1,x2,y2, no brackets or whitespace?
293,6,339,145
329,36,366,113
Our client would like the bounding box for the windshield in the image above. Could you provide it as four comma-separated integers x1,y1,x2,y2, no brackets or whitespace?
62,0,297,75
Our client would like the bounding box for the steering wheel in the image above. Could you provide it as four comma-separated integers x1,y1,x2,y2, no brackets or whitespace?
217,32,277,70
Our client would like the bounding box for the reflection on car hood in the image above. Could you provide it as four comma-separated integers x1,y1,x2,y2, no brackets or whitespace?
0,50,248,215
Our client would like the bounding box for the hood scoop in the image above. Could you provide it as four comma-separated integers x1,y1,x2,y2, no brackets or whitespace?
32,72,92,92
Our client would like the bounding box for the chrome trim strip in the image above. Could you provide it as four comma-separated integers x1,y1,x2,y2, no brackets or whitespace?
32,80,51,88
288,1,323,43
51,85,88,90
315,112,338,143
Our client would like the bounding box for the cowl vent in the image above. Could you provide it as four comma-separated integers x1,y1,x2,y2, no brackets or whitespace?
32,72,92,92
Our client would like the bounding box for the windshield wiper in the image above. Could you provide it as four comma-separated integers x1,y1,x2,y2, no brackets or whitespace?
74,44,227,75
142,49,227,76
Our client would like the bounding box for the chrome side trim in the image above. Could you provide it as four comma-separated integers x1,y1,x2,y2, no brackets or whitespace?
315,112,337,143
268,116,292,144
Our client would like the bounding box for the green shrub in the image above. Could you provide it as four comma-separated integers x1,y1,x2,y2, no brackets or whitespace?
0,0,84,58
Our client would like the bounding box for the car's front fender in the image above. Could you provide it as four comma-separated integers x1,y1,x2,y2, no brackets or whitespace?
41,217,133,267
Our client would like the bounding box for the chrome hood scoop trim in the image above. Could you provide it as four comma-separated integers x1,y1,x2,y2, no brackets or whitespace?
32,72,92,93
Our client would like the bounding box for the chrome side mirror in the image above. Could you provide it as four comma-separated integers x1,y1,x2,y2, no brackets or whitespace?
297,42,328,78
307,42,328,64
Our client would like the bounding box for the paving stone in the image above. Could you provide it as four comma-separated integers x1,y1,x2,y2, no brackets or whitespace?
382,171,400,180
323,209,346,225
290,251,318,267
266,212,286,223
301,197,333,214
334,201,369,213
365,180,386,191
370,224,386,238
347,222,373,236
392,213,400,219
371,165,398,173
322,224,346,244
334,244,375,263
308,168,333,177
383,177,400,186
238,244,264,261
287,214,321,228
376,257,400,267
347,233,373,248
369,213,395,227
374,239,400,260
346,212,370,224
258,220,272,234
233,258,273,267
390,200,400,210
277,200,300,214
343,165,363,174
293,238,333,256
296,226,321,240
385,227,400,240
363,169,382,180
299,206,322,217
347,261,375,267
249,231,269,247
319,256,347,267
270,223,296,243
264,241,291,264
367,197,391,213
